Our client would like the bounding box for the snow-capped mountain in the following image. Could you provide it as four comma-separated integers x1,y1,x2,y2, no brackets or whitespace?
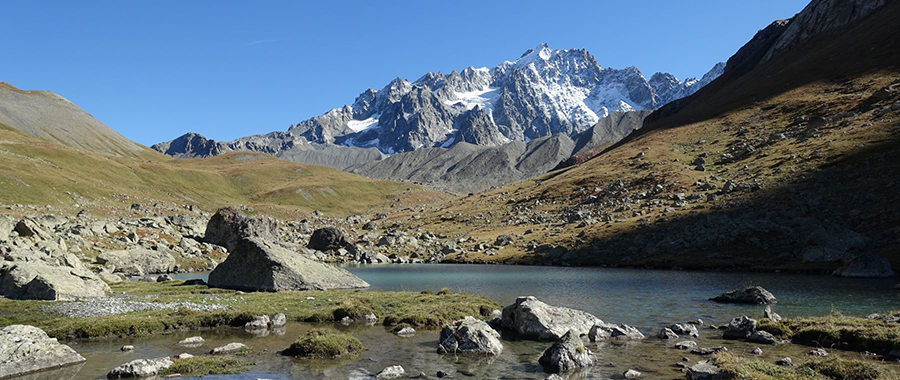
155,44,723,156
286,44,723,153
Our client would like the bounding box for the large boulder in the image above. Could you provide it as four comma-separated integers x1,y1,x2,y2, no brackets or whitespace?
107,357,173,378
437,316,503,355
711,286,777,304
0,262,109,300
208,237,369,291
203,207,277,250
205,208,369,291
833,254,894,278
538,330,594,373
307,227,349,251
0,325,86,378
723,316,758,340
97,249,176,275
501,296,603,341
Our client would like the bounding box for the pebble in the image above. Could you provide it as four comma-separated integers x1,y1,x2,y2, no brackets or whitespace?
120,345,134,351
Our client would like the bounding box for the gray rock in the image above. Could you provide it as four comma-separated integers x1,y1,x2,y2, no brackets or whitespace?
674,341,698,350
833,254,894,278
494,235,514,246
208,237,368,291
271,313,287,328
396,326,417,337
97,249,176,275
691,346,728,356
687,359,728,380
624,369,642,378
107,357,173,378
764,306,782,321
538,329,594,373
776,357,794,367
501,296,603,341
210,342,247,355
307,227,349,251
723,316,757,340
747,331,777,345
809,348,829,356
588,324,644,341
657,327,678,339
437,316,503,355
752,347,763,355
0,325,86,378
177,336,205,347
376,365,405,379
120,345,134,352
711,286,777,304
205,209,369,291
244,315,270,330
0,262,110,300
668,323,699,337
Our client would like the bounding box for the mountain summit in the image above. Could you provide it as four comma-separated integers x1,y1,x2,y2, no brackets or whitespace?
154,45,723,156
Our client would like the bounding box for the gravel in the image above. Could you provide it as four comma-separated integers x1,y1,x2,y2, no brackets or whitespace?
41,295,227,318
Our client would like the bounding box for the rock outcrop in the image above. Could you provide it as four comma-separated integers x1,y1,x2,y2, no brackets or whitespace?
538,330,595,373
0,325,86,378
205,208,369,291
96,248,176,276
711,286,777,304
833,254,894,277
0,262,109,300
501,296,603,341
437,316,503,355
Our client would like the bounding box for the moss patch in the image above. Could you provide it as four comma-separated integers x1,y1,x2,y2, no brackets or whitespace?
758,313,900,354
0,281,499,340
283,329,363,359
716,352,896,380
160,356,252,377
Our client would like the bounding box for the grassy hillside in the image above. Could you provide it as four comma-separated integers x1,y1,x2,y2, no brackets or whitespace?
0,124,446,215
401,2,900,271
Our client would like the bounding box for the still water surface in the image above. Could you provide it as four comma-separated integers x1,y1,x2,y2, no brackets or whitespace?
67,264,899,379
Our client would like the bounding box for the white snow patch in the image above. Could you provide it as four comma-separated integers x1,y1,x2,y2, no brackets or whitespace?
444,87,500,111
346,114,380,132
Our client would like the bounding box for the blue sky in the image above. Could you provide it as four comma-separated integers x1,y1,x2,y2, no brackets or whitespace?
1,1,809,146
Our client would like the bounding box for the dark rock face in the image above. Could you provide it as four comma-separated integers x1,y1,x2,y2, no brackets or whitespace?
723,19,792,77
203,207,277,251
151,132,225,158
711,286,777,305
307,227,349,251
833,254,894,277
538,330,595,373
0,325,86,378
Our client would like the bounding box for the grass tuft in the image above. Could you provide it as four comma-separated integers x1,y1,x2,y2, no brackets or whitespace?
160,355,251,377
282,329,363,359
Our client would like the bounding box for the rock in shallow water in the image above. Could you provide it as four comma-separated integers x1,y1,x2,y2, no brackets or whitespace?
437,316,503,355
711,286,777,304
501,296,603,341
723,315,757,340
107,357,173,378
687,358,728,380
539,329,594,373
0,325,86,378
210,342,247,355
